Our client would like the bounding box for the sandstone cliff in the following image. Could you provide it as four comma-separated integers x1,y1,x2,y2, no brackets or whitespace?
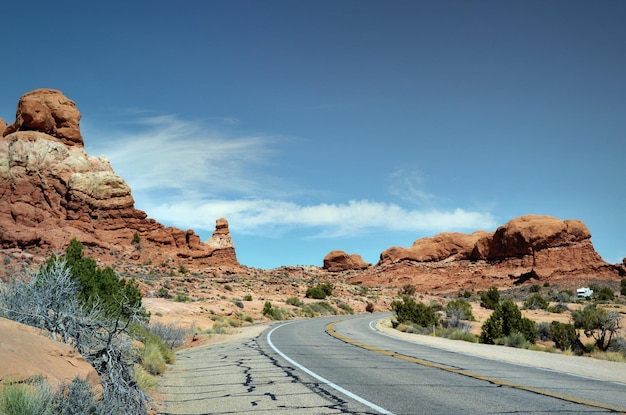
0,89,238,274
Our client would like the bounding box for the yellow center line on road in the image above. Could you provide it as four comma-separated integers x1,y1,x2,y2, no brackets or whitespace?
326,321,626,414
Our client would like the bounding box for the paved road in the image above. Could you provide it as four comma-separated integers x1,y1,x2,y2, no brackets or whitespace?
263,314,626,414
159,314,626,414
157,324,373,414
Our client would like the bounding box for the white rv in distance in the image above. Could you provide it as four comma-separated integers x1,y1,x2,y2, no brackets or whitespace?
576,287,593,298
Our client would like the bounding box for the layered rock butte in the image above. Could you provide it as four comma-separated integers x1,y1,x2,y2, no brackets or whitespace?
0,89,624,293
0,89,238,274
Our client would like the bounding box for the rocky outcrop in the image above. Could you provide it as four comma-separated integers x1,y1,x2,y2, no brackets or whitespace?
471,215,591,260
323,250,370,272
3,89,83,146
379,231,488,265
0,89,239,272
351,215,621,293
0,317,100,389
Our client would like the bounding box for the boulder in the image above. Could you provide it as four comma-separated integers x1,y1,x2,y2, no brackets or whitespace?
323,250,370,272
4,89,83,146
471,215,591,260
379,231,488,265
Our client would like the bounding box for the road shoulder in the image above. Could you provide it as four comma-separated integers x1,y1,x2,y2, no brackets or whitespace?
375,318,626,384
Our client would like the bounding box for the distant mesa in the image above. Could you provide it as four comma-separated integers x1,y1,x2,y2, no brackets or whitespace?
0,89,239,272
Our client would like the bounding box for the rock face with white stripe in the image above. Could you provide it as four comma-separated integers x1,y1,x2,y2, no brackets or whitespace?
0,89,239,273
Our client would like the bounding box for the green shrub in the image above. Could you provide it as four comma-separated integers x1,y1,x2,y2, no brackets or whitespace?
537,322,551,342
549,321,580,351
174,292,191,302
301,302,337,317
479,299,536,344
243,294,253,301
156,287,171,298
334,299,354,314
445,299,474,322
305,286,327,299
572,304,620,351
608,337,626,356
146,321,193,349
262,301,287,320
319,282,334,296
365,302,375,313
504,332,530,348
458,289,472,298
285,296,303,306
529,284,541,293
0,380,50,415
49,238,146,321
391,296,438,328
142,340,167,375
523,294,549,310
592,286,615,302
2,254,150,415
479,286,500,310
48,377,98,414
446,329,478,343
134,365,158,391
479,312,503,344
399,284,416,297
547,303,569,313
554,290,575,303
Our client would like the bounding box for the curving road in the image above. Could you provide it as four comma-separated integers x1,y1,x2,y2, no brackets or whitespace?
259,313,626,415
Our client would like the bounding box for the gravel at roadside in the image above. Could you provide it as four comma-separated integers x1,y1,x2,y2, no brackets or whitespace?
375,319,626,384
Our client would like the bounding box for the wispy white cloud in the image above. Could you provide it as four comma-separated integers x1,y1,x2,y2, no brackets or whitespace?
87,114,497,240
148,198,497,238
88,114,278,199
387,169,437,206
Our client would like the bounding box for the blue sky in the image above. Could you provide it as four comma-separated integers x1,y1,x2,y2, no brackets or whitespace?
1,1,624,268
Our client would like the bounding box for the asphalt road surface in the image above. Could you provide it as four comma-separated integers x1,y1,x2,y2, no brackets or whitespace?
260,314,626,415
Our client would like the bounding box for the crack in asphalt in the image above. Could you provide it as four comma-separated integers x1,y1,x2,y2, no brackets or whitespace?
158,334,374,414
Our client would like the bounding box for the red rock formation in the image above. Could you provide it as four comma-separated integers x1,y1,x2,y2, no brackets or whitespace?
3,89,83,146
0,89,239,273
323,250,370,272
349,215,621,293
379,231,488,265
471,215,591,260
